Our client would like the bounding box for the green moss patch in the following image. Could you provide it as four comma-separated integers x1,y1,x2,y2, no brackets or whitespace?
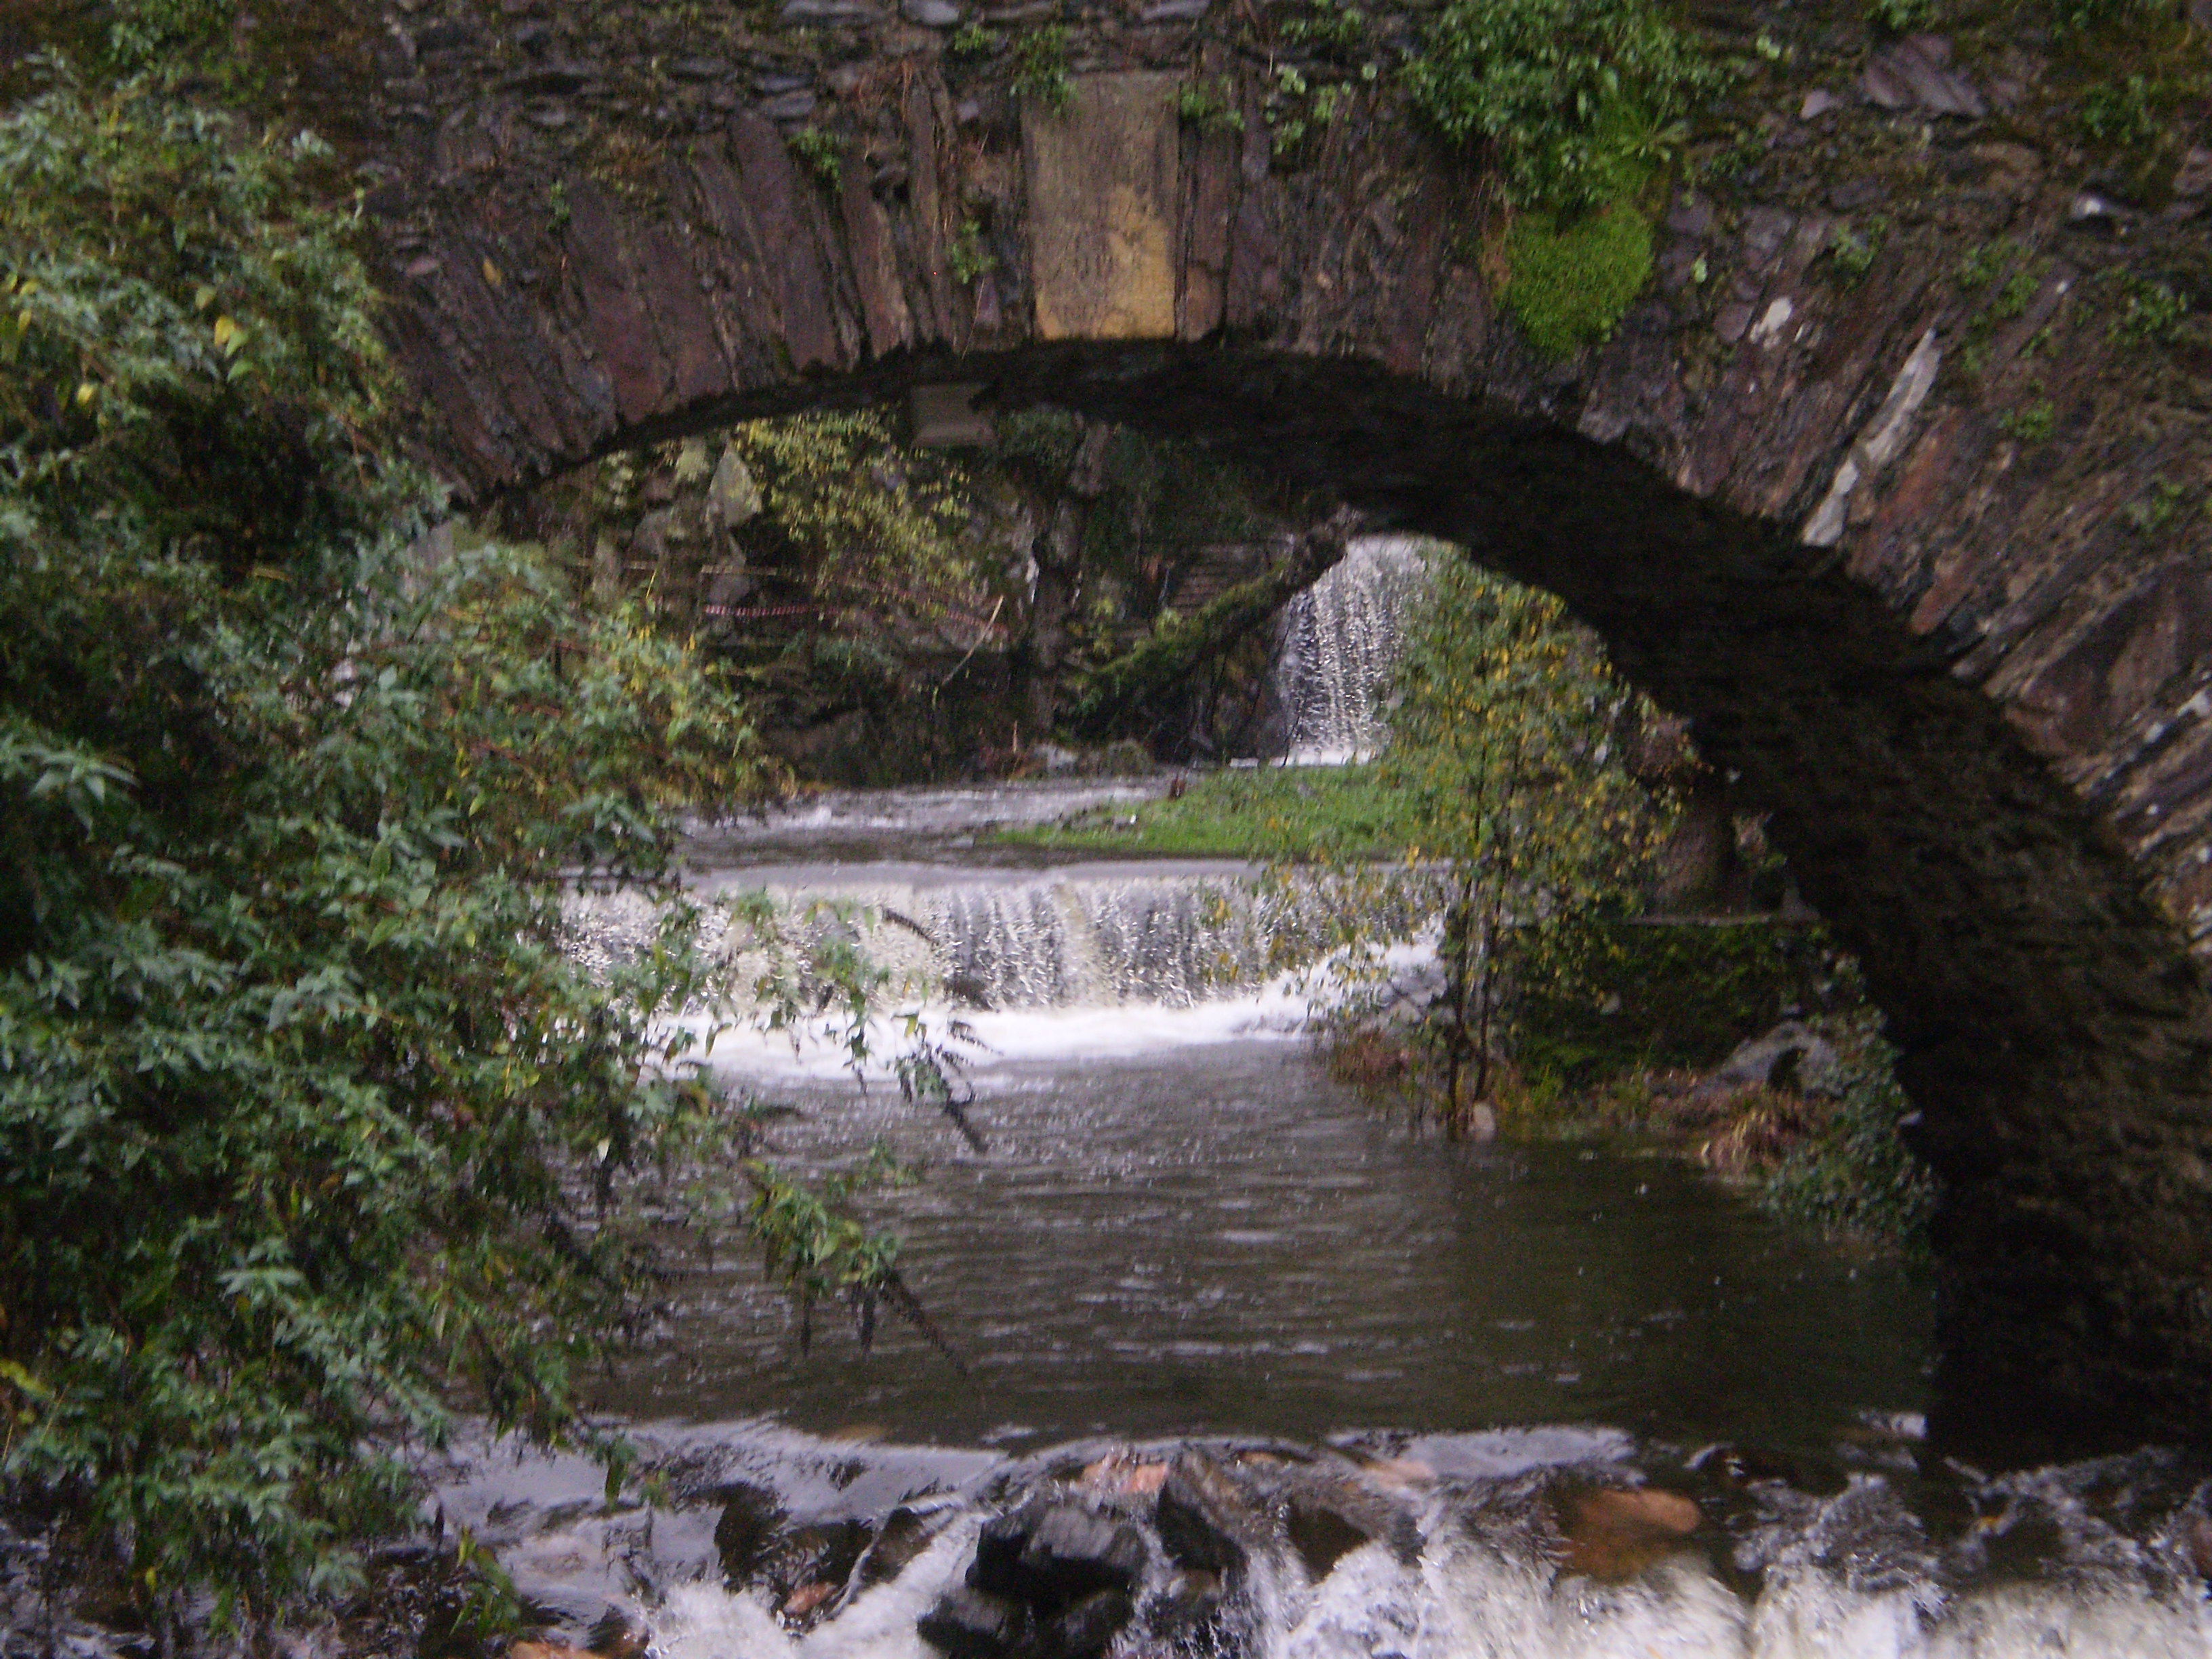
1506,205,1654,358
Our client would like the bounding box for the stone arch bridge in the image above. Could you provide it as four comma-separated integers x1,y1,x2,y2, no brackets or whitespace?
308,1,2212,1445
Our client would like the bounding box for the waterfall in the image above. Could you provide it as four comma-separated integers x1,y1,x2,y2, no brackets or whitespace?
759,872,1328,1012
1270,535,1433,764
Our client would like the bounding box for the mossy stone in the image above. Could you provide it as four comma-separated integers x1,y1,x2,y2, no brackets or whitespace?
1505,205,1654,358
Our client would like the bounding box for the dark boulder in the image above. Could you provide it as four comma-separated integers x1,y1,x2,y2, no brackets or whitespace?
849,1504,949,1595
967,1499,1050,1601
1285,1498,1372,1582
1017,1507,1146,1605
918,1584,1031,1658
1155,1456,1257,1579
968,1500,1144,1611
1041,1589,1135,1658
712,1483,787,1586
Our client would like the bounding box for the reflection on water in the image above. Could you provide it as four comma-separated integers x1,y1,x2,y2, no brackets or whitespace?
607,1043,1931,1459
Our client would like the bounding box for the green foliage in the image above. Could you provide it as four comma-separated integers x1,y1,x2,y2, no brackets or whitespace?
1515,920,1845,1082
1379,559,1670,1121
1011,25,1074,115
1505,205,1655,356
1405,0,1717,213
1824,216,1887,284
1998,397,2057,442
1992,262,2044,320
2051,0,2169,37
1006,764,1415,860
741,1146,943,1356
787,126,842,192
2078,73,2159,148
2124,478,2193,534
1757,1013,1937,1240
1956,238,2015,290
1282,0,1369,53
0,72,771,1616
2109,272,2190,346
102,0,233,75
949,20,996,58
1866,0,1938,35
723,411,989,633
949,218,996,285
1178,77,1247,133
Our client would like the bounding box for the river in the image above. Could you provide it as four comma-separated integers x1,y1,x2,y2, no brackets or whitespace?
428,778,2212,1658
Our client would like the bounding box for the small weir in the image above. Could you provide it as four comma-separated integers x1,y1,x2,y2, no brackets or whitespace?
506,755,2212,1656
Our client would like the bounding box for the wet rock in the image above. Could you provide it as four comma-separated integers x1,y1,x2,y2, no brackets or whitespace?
411,19,471,50
1697,1021,1843,1099
781,1580,837,1620
1861,35,1987,119
946,972,997,1010
1285,1498,1371,1580
918,1584,1031,1658
1155,1456,1259,1578
2174,148,2212,199
1556,1486,1702,1582
712,1483,787,1584
761,90,819,122
502,61,594,94
2180,1510,2212,1578
1080,1451,1170,1498
727,1516,872,1608
1799,89,1841,120
1041,1588,1134,1658
901,0,963,20
1019,1506,1147,1604
707,448,760,529
849,1504,950,1594
1143,1571,1232,1650
582,1610,647,1659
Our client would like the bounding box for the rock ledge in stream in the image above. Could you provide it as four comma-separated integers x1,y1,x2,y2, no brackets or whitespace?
922,1499,1147,1658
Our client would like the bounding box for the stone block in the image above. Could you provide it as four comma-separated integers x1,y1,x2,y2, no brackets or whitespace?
1023,74,1179,341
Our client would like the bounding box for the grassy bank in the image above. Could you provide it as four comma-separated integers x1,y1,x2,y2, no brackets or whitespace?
998,763,1412,860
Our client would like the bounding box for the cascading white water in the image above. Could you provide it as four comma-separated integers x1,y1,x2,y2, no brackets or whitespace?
440,1427,2212,1659
574,864,1334,1015
1271,537,1435,764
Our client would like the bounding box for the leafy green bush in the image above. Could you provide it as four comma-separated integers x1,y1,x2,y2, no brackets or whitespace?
0,72,769,1620
1998,397,2057,442
1405,0,1716,213
2109,273,2190,346
1866,0,1938,35
1380,560,1670,1121
1515,920,1848,1082
2051,0,2169,35
787,125,842,190
1504,205,1655,356
102,0,233,73
2078,73,2158,147
1010,25,1073,115
1824,216,1887,285
1759,1014,1937,1241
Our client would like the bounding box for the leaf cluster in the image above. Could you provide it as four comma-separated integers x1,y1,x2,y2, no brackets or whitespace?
723,411,991,638
0,72,769,1617
1404,0,1718,214
1010,26,1075,115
